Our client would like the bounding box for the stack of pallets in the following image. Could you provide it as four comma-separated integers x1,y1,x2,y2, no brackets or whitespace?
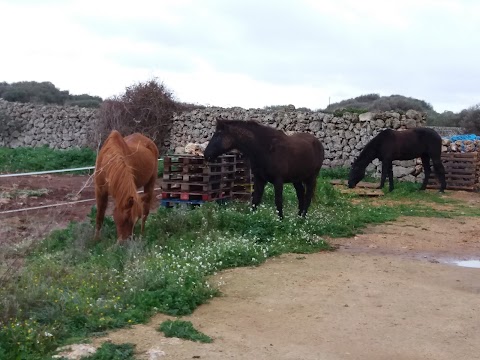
231,152,254,200
427,152,480,191
160,154,237,207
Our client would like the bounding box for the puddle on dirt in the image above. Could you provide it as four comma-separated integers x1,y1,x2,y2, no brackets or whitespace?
450,260,480,268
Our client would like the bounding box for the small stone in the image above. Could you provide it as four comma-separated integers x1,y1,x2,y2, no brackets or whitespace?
147,348,166,359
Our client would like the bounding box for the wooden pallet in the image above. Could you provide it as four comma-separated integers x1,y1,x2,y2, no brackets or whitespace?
161,189,232,202
162,180,234,192
164,154,236,165
232,154,254,199
163,154,237,176
162,172,235,183
160,198,230,208
163,163,236,175
427,152,480,191
329,180,384,196
162,153,253,205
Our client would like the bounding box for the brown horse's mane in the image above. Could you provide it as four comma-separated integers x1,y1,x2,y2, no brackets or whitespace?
98,131,141,208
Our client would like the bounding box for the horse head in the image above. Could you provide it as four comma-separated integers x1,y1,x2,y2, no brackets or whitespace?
204,120,236,161
113,195,143,243
348,160,366,189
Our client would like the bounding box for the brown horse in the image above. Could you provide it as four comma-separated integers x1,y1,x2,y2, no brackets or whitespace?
94,130,159,243
204,120,324,218
348,127,446,192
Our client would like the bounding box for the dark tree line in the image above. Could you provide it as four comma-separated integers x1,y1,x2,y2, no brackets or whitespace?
2,80,479,134
0,81,102,108
325,93,480,134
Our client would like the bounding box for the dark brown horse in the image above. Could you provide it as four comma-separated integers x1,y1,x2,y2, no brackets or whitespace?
204,120,324,218
94,130,159,244
348,128,446,192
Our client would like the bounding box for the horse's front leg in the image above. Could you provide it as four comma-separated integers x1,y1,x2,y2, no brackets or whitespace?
303,176,318,217
432,157,447,193
387,161,394,192
273,180,284,219
141,176,156,233
293,182,305,216
377,161,388,189
140,193,150,234
94,188,108,241
420,155,431,191
251,177,266,210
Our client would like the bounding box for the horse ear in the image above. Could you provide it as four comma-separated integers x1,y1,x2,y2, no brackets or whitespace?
126,196,134,209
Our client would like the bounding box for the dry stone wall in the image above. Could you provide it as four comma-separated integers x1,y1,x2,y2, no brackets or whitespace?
0,99,96,149
170,107,427,182
0,99,429,181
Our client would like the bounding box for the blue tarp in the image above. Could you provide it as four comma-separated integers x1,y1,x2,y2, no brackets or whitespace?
449,134,480,141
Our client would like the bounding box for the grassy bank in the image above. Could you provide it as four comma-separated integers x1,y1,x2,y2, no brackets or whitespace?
0,146,164,175
0,170,475,359
0,146,96,173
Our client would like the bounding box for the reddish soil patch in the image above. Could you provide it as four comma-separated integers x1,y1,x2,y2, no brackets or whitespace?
0,174,163,246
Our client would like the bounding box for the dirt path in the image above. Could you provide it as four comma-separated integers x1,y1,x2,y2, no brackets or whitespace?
93,214,480,360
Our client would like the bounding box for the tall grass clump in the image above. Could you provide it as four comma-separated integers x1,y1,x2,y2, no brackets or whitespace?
158,319,212,343
81,343,135,360
0,175,461,359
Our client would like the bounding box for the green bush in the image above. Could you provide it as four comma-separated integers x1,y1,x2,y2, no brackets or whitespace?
325,93,433,114
95,78,179,150
0,81,102,107
459,104,480,134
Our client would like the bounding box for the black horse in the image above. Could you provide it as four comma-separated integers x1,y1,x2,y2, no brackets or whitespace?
348,127,446,192
204,120,324,218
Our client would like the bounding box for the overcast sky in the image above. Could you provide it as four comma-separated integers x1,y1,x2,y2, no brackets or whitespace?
0,0,479,112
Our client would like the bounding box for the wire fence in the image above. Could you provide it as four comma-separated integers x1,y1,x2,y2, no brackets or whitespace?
0,158,164,178
0,159,165,214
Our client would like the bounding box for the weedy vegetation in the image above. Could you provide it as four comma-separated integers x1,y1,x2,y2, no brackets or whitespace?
0,168,478,359
80,342,136,360
158,319,212,343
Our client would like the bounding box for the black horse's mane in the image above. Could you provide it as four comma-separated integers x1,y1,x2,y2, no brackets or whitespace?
354,129,391,167
218,119,285,142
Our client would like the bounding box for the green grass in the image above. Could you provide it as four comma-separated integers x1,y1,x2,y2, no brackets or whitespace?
0,146,165,176
318,166,350,180
0,174,477,360
158,319,212,343
0,146,96,173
